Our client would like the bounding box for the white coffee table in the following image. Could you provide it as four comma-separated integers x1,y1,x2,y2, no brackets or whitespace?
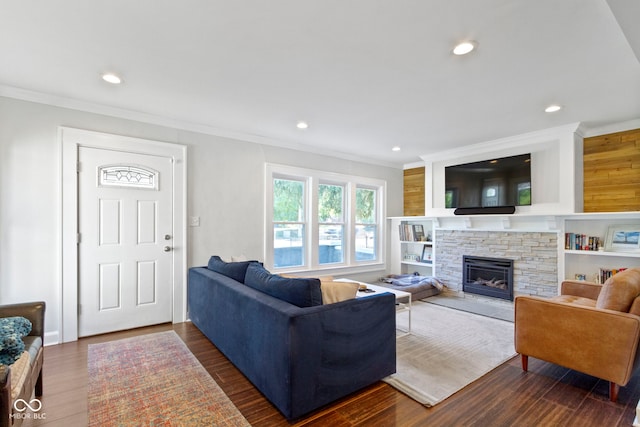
336,279,411,336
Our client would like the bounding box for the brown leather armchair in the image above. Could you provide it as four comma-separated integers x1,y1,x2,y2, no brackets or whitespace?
515,268,640,402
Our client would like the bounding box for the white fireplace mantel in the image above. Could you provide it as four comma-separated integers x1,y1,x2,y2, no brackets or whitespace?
389,212,640,298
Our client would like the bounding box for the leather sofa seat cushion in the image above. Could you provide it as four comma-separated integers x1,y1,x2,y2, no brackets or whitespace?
629,297,640,317
596,269,640,313
23,336,42,364
550,295,597,307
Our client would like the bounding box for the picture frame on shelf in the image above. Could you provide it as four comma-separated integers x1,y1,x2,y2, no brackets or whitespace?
421,246,432,263
604,225,640,252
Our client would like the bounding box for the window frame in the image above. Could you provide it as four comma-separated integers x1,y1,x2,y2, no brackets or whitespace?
265,164,386,274
271,175,308,269
317,181,346,266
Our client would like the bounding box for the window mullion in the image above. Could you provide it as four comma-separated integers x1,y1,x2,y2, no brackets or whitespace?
308,177,318,270
345,183,355,265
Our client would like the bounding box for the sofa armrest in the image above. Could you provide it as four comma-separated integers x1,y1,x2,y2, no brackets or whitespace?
188,267,396,420
0,301,46,341
287,292,396,418
515,295,640,386
560,280,602,300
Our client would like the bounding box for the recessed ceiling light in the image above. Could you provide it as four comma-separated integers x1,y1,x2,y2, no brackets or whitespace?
102,73,122,84
296,121,309,129
453,41,477,55
392,146,401,152
544,105,562,113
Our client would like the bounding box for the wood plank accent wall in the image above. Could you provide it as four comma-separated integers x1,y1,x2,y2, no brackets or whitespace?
403,167,425,216
583,128,640,212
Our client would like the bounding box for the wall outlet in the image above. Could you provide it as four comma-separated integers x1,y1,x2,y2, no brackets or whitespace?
189,216,200,227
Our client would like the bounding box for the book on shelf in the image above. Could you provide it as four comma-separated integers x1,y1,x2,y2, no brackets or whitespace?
399,223,428,242
565,233,601,251
599,267,628,283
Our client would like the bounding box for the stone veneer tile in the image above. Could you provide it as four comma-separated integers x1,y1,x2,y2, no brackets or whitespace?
435,230,558,298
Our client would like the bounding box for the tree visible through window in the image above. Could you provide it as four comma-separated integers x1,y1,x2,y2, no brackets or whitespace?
267,165,384,271
318,184,344,265
355,187,377,261
273,178,305,268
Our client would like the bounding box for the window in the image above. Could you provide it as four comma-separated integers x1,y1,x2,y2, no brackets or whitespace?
272,178,306,268
355,187,377,261
318,183,344,265
266,164,385,272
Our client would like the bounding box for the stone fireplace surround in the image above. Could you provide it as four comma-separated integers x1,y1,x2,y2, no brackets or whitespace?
436,228,558,299
416,124,577,299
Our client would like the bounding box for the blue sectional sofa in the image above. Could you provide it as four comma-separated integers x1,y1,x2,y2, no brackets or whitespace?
188,257,396,420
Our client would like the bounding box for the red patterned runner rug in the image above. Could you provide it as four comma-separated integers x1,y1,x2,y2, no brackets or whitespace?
88,330,250,426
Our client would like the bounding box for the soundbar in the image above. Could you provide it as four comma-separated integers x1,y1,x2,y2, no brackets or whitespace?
453,206,516,215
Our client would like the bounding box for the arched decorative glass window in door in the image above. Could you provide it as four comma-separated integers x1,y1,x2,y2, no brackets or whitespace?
98,165,159,190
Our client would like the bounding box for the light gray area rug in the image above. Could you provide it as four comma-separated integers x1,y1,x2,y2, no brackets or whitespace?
384,301,516,407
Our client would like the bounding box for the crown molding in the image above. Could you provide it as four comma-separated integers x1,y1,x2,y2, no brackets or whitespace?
0,85,403,170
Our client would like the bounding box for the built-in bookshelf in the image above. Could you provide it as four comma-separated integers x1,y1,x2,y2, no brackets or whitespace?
389,212,640,290
562,214,640,283
389,217,435,276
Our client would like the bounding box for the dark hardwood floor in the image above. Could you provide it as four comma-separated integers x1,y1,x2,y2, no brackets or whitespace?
22,322,640,426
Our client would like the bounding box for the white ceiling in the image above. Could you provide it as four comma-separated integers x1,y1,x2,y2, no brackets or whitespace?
1,0,639,168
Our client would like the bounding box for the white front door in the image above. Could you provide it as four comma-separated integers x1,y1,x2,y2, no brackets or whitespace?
78,147,174,337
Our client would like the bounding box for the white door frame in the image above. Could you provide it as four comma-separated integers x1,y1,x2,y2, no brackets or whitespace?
60,127,187,342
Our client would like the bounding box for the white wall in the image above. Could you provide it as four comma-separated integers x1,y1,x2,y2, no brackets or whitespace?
0,96,403,343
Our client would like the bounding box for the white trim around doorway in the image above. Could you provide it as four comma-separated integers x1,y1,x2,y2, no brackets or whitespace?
60,127,187,342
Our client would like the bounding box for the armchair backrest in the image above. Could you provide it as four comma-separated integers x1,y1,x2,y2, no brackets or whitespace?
596,269,640,314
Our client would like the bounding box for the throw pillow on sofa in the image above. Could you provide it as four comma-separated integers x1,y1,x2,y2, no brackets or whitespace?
207,255,260,283
320,280,360,304
244,263,323,307
0,316,32,365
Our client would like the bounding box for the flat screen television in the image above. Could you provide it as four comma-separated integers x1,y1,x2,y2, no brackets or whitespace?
445,153,531,208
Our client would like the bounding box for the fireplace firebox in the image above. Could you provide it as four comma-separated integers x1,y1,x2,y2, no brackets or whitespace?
462,256,514,301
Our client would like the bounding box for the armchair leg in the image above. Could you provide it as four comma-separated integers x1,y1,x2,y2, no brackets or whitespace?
521,354,528,372
609,382,619,402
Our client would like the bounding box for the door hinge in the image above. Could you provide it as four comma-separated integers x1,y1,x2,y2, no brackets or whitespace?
77,162,81,173
77,233,81,244
78,304,82,315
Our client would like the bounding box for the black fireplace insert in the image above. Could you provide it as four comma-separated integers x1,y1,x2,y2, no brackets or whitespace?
462,255,514,301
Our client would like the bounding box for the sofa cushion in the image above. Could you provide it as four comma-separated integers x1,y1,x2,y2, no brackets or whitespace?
207,255,258,283
320,280,359,304
550,295,597,307
629,297,640,317
596,268,640,313
244,263,323,307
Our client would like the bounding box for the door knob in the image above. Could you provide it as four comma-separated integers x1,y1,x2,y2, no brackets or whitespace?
165,234,172,240
164,246,172,252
